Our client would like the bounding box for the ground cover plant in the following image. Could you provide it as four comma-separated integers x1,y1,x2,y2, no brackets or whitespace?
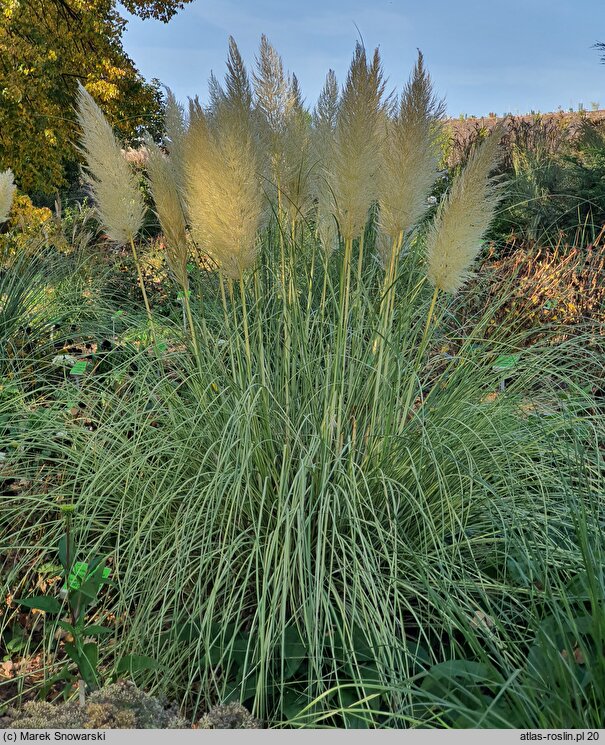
1,37,604,729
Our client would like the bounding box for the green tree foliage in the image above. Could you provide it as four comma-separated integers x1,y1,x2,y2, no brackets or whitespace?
0,0,192,196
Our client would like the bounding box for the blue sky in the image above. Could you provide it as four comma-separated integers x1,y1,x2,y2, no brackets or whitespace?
120,0,605,117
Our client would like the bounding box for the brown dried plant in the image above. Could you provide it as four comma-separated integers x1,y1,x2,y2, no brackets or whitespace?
121,146,150,170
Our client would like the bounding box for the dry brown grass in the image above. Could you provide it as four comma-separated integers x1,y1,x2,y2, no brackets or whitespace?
444,110,605,170
461,229,605,339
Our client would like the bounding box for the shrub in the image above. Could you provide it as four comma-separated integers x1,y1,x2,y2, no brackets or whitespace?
0,193,54,258
443,113,605,240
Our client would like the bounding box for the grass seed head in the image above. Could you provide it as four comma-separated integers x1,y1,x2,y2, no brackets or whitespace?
252,35,311,217
208,38,256,130
426,123,505,293
379,51,444,255
145,139,189,290
281,73,313,223
325,44,386,242
253,34,290,136
163,88,189,216
225,36,254,116
75,83,146,245
312,69,340,133
0,169,16,224
311,71,340,253
185,105,264,279
316,203,339,255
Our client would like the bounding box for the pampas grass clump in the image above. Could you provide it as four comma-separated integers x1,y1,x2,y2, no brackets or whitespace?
4,39,604,732
0,169,16,224
75,83,146,245
426,124,505,293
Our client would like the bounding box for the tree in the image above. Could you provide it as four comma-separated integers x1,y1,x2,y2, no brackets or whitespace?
0,0,193,196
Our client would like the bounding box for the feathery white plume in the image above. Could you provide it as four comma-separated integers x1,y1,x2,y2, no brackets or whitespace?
0,169,16,224
75,83,145,245
426,124,504,293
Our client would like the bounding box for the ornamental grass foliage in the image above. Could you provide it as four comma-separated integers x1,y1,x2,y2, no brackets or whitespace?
1,39,604,729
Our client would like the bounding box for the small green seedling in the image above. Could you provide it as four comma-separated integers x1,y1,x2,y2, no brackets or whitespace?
493,353,520,392
493,354,520,371
111,310,125,339
64,561,111,592
69,361,87,377
14,505,154,703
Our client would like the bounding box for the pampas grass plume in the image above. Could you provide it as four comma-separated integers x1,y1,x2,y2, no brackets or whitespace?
426,124,505,293
326,44,385,243
253,34,289,135
145,140,189,290
281,74,313,223
163,88,189,215
225,36,254,117
379,51,443,250
75,83,145,245
312,70,340,254
185,106,264,280
0,169,16,224
252,35,304,216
